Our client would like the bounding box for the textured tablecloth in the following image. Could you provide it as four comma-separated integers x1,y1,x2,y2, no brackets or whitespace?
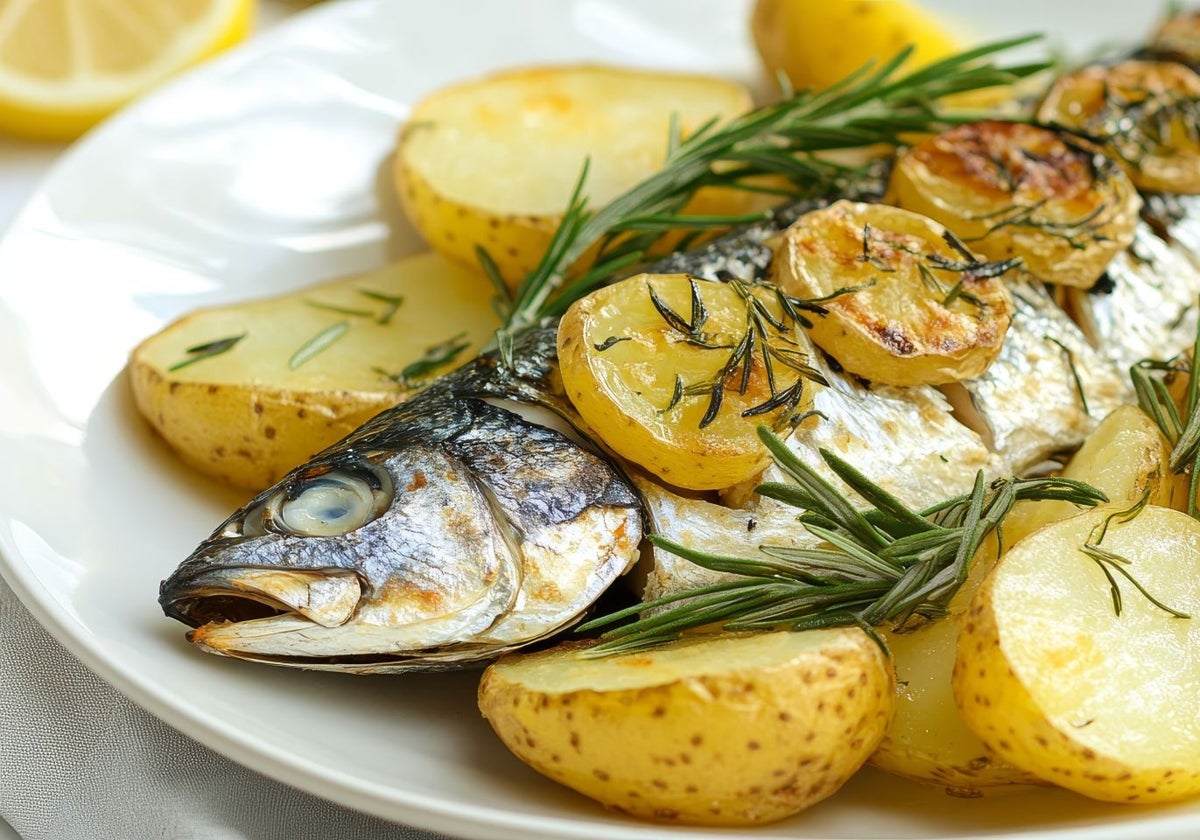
0,574,454,840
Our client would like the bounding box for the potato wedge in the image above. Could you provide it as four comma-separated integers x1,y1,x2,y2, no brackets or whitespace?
1037,60,1200,194
888,122,1141,289
872,615,1042,795
954,505,1200,803
394,65,753,289
750,0,959,94
130,253,498,490
557,272,819,491
478,629,894,825
772,200,1015,386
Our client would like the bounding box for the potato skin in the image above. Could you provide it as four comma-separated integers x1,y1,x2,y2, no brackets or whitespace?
954,506,1200,803
129,361,396,489
478,629,894,825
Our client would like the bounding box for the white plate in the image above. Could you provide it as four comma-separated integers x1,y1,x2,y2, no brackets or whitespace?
1,1,1196,838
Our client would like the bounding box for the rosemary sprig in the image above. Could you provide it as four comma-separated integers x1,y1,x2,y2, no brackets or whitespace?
644,276,830,428
1080,490,1190,618
578,426,1107,655
1130,314,1200,518
490,36,1050,347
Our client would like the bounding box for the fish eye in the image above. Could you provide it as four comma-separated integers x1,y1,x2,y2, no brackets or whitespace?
277,470,388,537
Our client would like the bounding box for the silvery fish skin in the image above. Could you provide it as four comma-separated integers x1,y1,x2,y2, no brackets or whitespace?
157,182,885,670
643,196,1200,602
1068,197,1200,370
159,326,643,673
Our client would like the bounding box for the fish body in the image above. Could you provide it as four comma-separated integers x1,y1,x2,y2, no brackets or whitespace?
160,160,1200,668
643,199,1200,603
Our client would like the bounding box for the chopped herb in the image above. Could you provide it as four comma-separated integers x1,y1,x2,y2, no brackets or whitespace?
1045,335,1090,416
1081,491,1189,618
377,332,473,389
304,300,376,318
289,321,349,370
594,336,631,352
357,290,405,325
168,333,246,372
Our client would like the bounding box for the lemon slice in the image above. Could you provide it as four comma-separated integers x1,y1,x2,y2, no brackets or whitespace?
0,0,254,141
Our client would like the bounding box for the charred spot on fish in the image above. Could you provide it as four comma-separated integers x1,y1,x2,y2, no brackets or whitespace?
1089,272,1116,296
1141,192,1188,241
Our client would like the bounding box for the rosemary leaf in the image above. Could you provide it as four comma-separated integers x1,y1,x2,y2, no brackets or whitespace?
288,322,348,370
167,333,246,372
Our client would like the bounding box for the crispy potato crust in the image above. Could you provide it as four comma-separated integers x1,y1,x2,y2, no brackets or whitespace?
478,629,894,825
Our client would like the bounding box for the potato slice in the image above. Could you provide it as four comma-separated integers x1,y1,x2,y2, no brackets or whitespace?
394,65,753,289
875,404,1173,793
129,253,497,490
1037,60,1200,194
478,629,894,826
750,0,959,94
772,200,1015,386
873,616,1042,795
557,272,819,491
954,505,1200,803
888,122,1141,289
1003,404,1174,546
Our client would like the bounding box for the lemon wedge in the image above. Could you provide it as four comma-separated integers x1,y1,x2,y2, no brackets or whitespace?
750,0,961,93
0,0,254,141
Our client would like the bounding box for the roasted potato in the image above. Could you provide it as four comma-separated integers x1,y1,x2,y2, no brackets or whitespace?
1149,9,1200,66
772,200,1015,386
872,615,1041,795
954,505,1200,803
750,0,959,94
478,628,894,825
1003,404,1173,546
557,272,819,491
394,65,753,289
129,253,498,489
874,404,1172,793
888,122,1141,289
1037,60,1200,194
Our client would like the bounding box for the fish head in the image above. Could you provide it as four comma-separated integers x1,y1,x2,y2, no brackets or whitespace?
159,397,644,673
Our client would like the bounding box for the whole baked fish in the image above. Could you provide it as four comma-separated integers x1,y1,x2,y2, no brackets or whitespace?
160,46,1200,669
159,326,644,672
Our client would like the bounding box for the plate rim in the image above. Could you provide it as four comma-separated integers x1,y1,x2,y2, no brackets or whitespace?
2,1,1199,838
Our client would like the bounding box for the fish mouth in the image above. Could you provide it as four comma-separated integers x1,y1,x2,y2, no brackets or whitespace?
161,567,363,629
